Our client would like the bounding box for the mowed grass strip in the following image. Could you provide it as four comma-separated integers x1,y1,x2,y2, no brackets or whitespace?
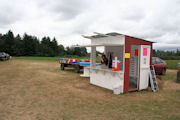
161,69,177,81
14,57,180,69
14,56,60,61
0,59,180,120
165,60,180,69
14,56,90,62
14,56,101,63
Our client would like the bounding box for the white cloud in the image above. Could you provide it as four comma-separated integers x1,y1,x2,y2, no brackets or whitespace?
0,0,180,50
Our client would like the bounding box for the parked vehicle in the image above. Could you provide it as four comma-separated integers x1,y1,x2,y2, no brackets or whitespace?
152,57,167,75
0,52,11,61
0,52,6,61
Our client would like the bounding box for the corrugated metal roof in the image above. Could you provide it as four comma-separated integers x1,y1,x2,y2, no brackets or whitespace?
106,32,122,36
90,32,122,38
83,32,155,43
91,34,107,38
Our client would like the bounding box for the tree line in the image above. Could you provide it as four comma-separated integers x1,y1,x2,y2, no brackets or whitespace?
153,49,180,60
0,30,88,57
1,30,179,59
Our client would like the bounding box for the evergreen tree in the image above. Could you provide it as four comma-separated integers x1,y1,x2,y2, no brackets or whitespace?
40,37,54,56
23,33,39,56
58,44,65,56
13,34,24,56
3,30,15,55
50,37,58,56
0,30,88,57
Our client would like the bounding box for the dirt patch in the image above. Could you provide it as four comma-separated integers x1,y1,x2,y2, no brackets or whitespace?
167,69,178,73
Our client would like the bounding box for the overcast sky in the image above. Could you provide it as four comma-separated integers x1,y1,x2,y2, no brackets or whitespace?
0,0,180,50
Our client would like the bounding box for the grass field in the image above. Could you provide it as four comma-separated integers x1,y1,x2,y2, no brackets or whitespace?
165,60,180,69
0,59,180,120
14,57,180,69
14,56,60,61
14,56,90,62
14,56,101,63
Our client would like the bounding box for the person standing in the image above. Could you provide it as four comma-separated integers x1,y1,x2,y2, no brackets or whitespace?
101,55,108,66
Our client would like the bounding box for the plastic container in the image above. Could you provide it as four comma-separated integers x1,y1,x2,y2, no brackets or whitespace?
112,60,120,71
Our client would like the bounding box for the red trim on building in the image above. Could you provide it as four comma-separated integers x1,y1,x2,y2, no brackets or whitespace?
123,36,153,93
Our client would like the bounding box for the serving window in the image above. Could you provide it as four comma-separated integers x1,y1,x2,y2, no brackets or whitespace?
93,46,124,72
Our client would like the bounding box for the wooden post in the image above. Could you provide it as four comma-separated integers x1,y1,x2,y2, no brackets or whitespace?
177,63,180,83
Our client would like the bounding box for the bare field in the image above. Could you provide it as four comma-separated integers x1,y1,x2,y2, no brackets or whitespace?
0,60,180,120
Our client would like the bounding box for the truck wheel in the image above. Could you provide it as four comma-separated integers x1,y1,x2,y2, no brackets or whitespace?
161,68,166,75
61,64,65,70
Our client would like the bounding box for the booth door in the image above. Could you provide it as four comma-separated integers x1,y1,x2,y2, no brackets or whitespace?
139,45,151,90
129,45,140,91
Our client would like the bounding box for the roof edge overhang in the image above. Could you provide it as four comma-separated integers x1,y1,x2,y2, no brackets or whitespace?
73,44,124,48
82,32,155,43
82,32,124,39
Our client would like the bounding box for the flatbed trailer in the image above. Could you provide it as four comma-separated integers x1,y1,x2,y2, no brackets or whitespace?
60,63,84,73
59,58,100,73
59,59,90,73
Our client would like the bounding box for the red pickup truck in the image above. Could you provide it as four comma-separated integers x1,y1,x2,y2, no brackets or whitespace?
152,57,167,75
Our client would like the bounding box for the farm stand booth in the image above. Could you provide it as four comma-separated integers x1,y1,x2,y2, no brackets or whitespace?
79,32,154,94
